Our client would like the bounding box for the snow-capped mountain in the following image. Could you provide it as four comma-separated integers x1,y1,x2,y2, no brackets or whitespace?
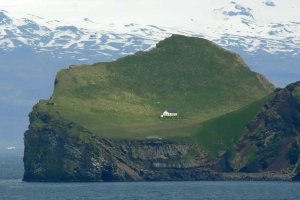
0,0,299,146
0,1,300,57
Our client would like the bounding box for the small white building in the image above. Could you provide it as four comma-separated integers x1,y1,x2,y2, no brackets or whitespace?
160,109,178,118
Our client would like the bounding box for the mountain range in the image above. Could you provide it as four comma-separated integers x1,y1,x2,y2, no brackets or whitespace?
0,0,299,146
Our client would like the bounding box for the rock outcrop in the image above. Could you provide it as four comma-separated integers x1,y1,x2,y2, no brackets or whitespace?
24,81,300,182
24,105,224,181
23,35,299,182
231,81,300,178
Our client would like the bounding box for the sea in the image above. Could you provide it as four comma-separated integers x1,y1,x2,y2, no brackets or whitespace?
1,149,300,200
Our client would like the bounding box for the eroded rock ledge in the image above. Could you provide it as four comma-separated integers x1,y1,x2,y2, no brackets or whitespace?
23,108,222,181
23,82,300,182
23,106,296,182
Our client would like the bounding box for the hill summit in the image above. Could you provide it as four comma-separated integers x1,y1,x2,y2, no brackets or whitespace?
24,35,284,182
47,34,274,140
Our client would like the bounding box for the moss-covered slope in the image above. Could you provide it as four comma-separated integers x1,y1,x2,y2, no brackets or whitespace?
46,34,273,141
231,81,300,177
26,35,294,182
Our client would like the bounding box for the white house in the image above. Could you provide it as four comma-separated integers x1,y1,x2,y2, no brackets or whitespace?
160,109,178,118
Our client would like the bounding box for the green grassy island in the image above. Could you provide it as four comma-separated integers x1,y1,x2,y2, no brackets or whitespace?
23,35,300,182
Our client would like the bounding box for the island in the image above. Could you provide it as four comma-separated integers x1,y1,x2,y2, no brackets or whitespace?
23,35,300,182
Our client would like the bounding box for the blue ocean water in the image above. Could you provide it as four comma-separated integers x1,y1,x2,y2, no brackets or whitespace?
0,149,24,180
2,180,300,200
1,149,300,200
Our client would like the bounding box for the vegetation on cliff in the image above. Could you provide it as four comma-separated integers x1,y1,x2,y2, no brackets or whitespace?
24,35,300,182
195,94,274,155
40,35,273,145
231,81,300,175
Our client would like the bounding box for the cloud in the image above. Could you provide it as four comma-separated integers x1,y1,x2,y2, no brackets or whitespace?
0,0,299,29
0,0,222,27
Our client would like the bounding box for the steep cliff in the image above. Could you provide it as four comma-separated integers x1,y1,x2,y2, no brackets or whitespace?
25,35,295,182
24,103,224,181
24,92,300,181
231,81,300,179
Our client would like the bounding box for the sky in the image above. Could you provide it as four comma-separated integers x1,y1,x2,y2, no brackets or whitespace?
1,0,300,28
1,0,211,27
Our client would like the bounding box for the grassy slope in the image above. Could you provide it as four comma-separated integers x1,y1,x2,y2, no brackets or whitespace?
194,94,274,155
293,83,300,101
41,35,273,152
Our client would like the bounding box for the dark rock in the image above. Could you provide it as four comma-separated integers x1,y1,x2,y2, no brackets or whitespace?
231,81,300,177
23,81,300,182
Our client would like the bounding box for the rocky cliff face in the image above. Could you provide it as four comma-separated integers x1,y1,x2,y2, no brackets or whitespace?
24,105,224,181
231,81,300,178
24,82,300,182
22,35,299,182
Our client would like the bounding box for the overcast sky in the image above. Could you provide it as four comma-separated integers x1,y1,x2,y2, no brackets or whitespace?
1,0,209,26
1,0,299,28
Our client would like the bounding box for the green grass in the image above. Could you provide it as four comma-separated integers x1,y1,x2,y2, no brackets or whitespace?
42,35,273,142
293,85,300,101
194,94,274,156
